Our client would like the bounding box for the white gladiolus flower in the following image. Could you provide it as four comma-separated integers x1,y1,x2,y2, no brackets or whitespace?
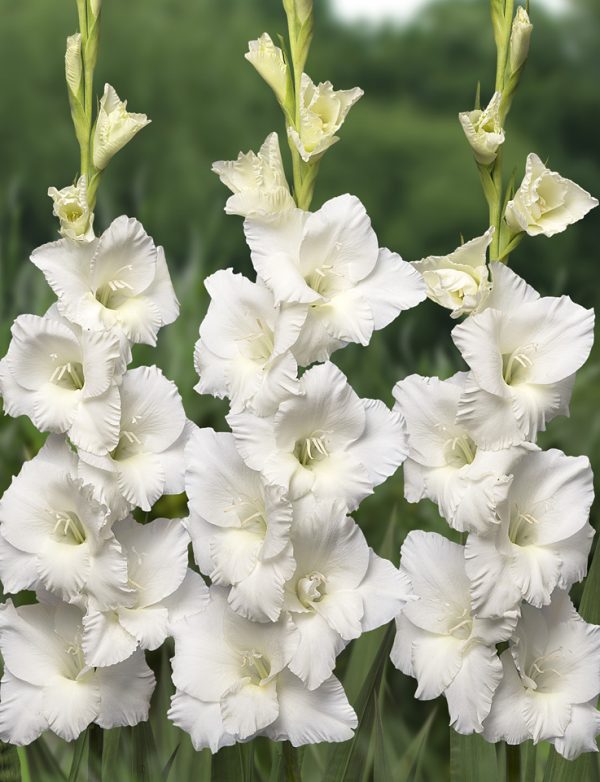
92,84,150,171
82,516,209,667
284,501,413,690
31,216,179,346
505,153,598,238
194,269,305,416
466,448,594,618
393,372,525,534
77,366,190,511
0,600,155,744
287,74,363,162
185,428,295,623
244,35,289,107
0,309,129,455
48,176,94,242
228,361,407,510
244,194,426,364
483,591,600,759
212,133,296,219
391,532,518,734
169,587,357,749
459,92,505,166
0,437,131,609
412,228,494,318
453,262,594,450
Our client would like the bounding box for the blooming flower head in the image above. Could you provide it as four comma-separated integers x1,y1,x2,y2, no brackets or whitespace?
228,361,407,510
466,448,594,618
244,194,426,364
77,366,190,511
244,35,289,108
0,599,155,744
212,133,296,219
185,427,294,623
287,74,363,162
48,176,94,242
452,262,594,450
0,308,129,455
412,228,494,318
194,269,305,416
82,516,209,667
505,153,598,238
284,501,413,690
0,436,131,609
92,84,150,170
459,92,505,166
483,591,600,759
391,531,518,734
169,587,357,750
31,216,179,346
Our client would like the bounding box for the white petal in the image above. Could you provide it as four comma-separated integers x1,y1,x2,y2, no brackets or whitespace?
168,690,235,752
221,678,279,740
143,245,179,326
288,612,346,690
359,551,413,632
522,692,572,743
228,544,295,623
485,261,539,314
444,644,502,734
412,632,464,700
90,216,157,296
30,238,95,318
95,650,156,728
465,534,522,618
162,569,210,627
82,609,138,667
321,288,374,346
552,701,600,761
482,650,530,744
351,399,407,486
69,384,121,455
43,676,100,741
118,605,170,650
116,451,166,510
0,672,47,745
0,535,39,594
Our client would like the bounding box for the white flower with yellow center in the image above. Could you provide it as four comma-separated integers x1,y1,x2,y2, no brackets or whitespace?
505,153,598,238
412,228,494,318
31,216,179,346
459,92,505,166
168,587,357,750
288,74,363,162
194,269,305,416
244,194,425,364
391,532,518,735
483,591,600,760
452,262,594,450
48,175,94,242
92,84,150,171
0,600,155,745
212,133,295,219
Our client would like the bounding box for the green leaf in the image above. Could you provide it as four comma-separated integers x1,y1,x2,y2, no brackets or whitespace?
211,745,244,782
395,708,437,782
161,744,180,782
322,624,395,782
130,722,161,782
68,732,88,782
449,731,498,782
0,741,21,782
101,730,121,782
372,688,390,782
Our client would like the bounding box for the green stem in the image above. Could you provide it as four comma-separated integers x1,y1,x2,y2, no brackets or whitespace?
506,743,521,782
17,747,32,782
88,723,103,781
282,742,301,782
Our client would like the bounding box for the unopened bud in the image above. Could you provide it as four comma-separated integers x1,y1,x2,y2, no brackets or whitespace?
509,7,533,74
245,34,289,107
294,0,313,24
89,0,102,20
65,34,83,98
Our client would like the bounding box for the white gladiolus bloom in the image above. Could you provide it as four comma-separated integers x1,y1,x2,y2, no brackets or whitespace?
82,516,209,667
31,216,179,346
212,133,296,219
185,428,294,623
391,532,518,734
0,437,131,609
228,361,407,510
483,591,600,759
466,448,594,618
0,600,155,744
453,262,594,450
77,366,190,511
393,372,525,534
284,501,413,690
459,92,505,166
194,269,305,416
244,194,426,364
0,309,129,455
412,228,494,318
48,176,94,242
169,587,357,749
505,153,598,238
287,74,363,162
93,84,151,171
244,35,289,107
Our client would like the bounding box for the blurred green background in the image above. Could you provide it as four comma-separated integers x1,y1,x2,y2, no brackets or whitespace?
0,0,598,779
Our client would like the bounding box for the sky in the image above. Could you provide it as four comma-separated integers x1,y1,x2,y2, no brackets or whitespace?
330,0,570,25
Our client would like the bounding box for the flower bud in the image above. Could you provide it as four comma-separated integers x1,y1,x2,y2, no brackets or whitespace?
89,0,102,20
459,92,505,166
92,84,150,171
65,34,83,98
509,7,533,74
48,176,95,242
245,34,289,107
288,74,363,163
294,0,313,24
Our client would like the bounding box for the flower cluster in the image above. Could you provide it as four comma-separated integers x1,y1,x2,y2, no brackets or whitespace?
0,214,207,744
171,28,427,745
392,210,599,758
